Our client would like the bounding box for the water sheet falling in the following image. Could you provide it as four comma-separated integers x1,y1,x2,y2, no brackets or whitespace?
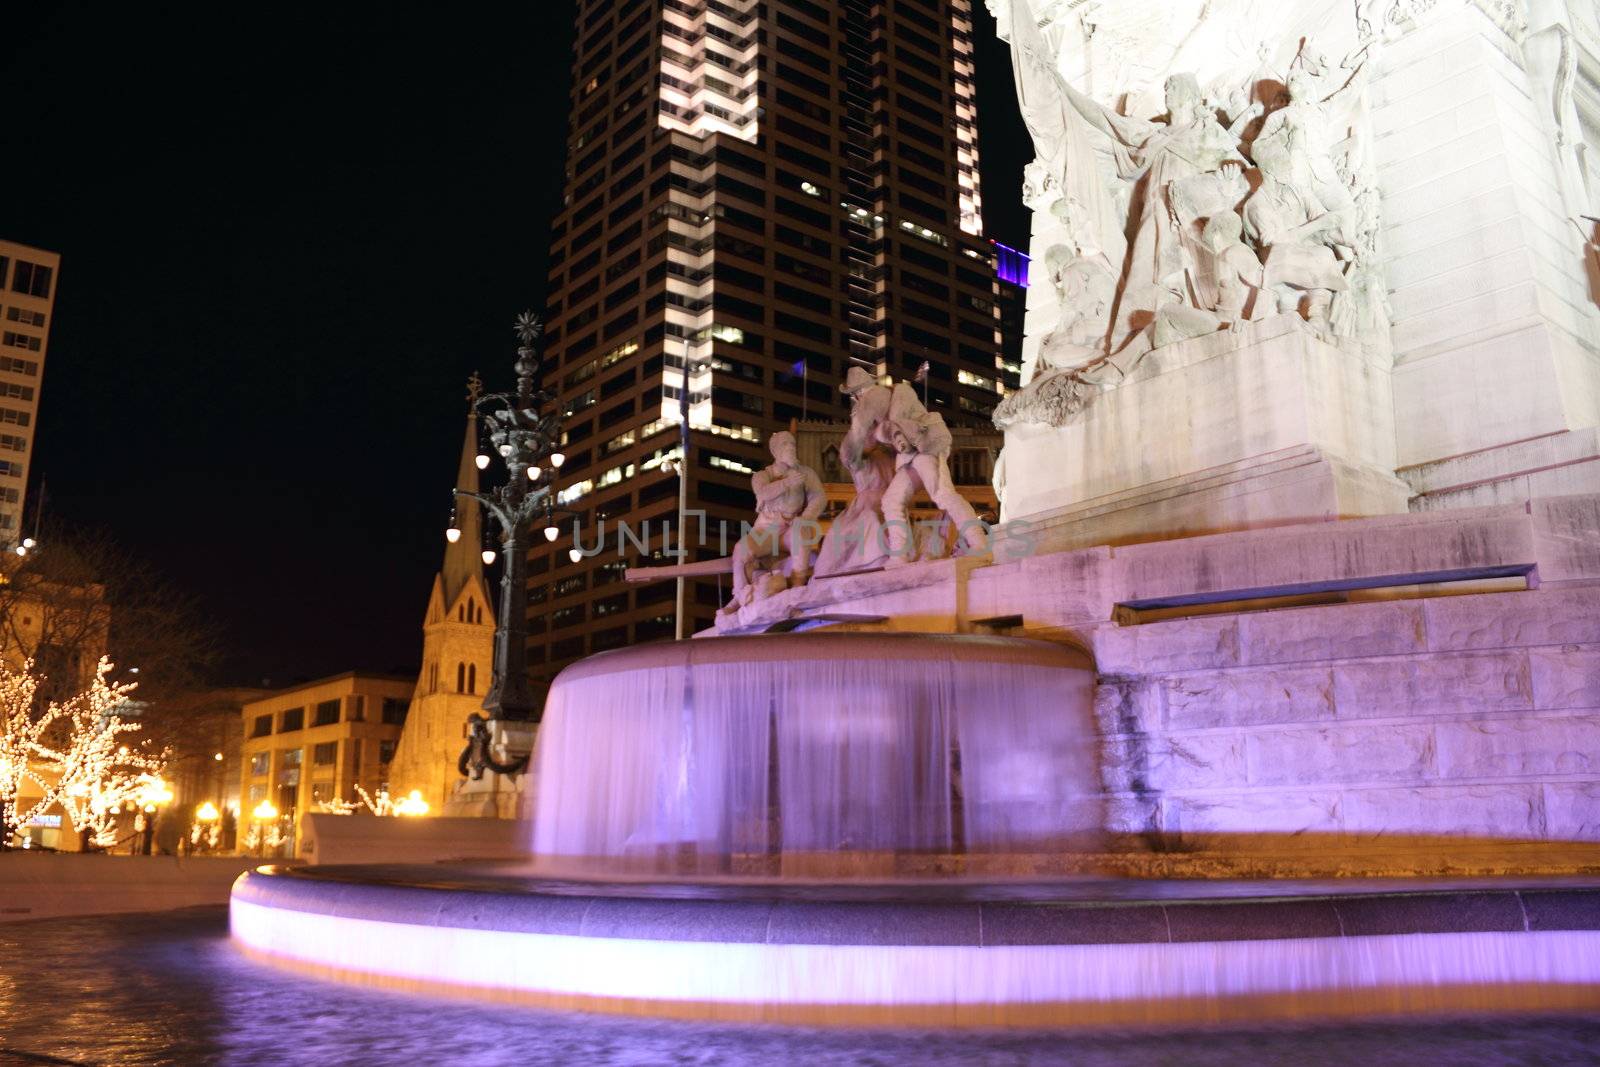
529,633,1099,874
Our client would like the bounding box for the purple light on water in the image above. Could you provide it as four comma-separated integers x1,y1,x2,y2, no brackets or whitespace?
993,240,1030,287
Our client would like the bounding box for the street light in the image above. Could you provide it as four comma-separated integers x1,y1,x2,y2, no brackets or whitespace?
192,801,221,854
451,311,570,723
252,800,278,858
132,775,172,855
394,790,430,817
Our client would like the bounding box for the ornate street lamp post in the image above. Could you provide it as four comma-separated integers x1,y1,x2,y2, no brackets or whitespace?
454,312,566,723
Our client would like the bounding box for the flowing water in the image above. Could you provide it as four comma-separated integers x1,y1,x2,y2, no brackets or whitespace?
530,634,1099,869
2,909,1597,1066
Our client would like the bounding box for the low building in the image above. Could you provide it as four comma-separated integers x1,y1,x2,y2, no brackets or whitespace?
162,686,269,847
238,672,413,855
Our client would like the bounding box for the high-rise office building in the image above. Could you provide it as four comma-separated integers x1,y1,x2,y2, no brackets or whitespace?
0,240,57,545
530,0,1018,680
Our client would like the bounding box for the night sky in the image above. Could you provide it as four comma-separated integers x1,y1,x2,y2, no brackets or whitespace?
2,5,1031,687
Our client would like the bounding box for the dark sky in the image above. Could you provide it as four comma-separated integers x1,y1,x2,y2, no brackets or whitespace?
2,5,1030,687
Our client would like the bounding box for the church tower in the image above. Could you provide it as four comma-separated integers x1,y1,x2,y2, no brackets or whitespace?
386,386,496,812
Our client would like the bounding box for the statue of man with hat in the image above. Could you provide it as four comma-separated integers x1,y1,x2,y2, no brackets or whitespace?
838,366,986,564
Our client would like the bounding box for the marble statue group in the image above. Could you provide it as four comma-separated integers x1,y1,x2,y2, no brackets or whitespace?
721,368,984,615
990,0,1391,430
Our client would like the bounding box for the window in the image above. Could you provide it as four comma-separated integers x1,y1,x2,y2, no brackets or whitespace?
280,749,302,768
11,261,51,299
468,663,477,694
312,742,338,765
379,740,397,764
313,699,340,726
1,332,41,353
279,707,304,732
456,662,466,692
381,698,408,725
249,752,270,775
250,715,272,739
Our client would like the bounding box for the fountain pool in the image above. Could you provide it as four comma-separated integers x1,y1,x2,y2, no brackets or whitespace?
230,632,1600,1027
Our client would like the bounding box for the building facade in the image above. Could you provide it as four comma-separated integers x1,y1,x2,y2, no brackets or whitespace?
0,240,57,546
531,0,1018,680
238,672,413,853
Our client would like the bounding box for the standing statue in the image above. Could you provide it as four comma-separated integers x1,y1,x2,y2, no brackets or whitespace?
838,367,984,565
726,431,824,610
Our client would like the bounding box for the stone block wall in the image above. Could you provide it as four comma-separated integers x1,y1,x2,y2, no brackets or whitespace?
1093,585,1600,848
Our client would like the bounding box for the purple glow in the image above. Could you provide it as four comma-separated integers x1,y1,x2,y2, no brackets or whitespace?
527,637,1100,871
231,896,1600,1024
993,240,1030,287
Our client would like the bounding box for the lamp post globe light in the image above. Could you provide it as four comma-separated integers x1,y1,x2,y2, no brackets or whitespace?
251,799,278,858
452,312,570,723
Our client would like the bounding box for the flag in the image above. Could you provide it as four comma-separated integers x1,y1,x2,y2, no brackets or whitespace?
915,360,930,382
790,358,806,376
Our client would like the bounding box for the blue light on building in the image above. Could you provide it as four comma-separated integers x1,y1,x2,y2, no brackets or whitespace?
992,240,1030,288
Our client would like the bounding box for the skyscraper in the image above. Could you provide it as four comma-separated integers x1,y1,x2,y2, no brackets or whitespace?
530,0,1017,680
0,240,58,546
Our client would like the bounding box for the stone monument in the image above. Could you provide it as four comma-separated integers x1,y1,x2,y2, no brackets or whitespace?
697,1,1600,874
989,0,1600,537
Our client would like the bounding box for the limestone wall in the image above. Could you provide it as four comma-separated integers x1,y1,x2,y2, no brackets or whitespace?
1094,585,1600,850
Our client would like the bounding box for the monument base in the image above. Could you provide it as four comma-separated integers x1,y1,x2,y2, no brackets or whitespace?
1402,428,1600,512
1001,316,1410,548
700,493,1600,876
442,720,533,821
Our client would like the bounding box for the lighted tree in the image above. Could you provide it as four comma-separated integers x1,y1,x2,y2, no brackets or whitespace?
0,658,166,849
0,661,58,845
315,784,430,817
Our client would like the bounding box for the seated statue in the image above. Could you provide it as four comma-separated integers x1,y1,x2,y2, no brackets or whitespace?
1150,210,1265,347
1243,136,1348,325
724,430,824,612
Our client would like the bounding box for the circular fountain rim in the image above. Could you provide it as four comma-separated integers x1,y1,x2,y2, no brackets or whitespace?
551,630,1093,684
229,863,1600,1027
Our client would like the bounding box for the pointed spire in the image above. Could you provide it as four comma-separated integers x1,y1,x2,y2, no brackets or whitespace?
442,377,484,609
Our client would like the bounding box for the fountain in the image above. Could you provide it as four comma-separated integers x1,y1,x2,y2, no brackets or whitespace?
529,632,1099,875
230,625,1600,1026
230,0,1600,1028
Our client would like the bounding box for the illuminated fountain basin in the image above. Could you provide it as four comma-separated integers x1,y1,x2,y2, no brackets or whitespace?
529,632,1100,875
230,632,1600,1025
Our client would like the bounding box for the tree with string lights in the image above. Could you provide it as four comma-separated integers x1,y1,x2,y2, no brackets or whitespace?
0,658,168,850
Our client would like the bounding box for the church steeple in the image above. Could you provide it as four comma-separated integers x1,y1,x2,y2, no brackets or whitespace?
442,376,485,609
